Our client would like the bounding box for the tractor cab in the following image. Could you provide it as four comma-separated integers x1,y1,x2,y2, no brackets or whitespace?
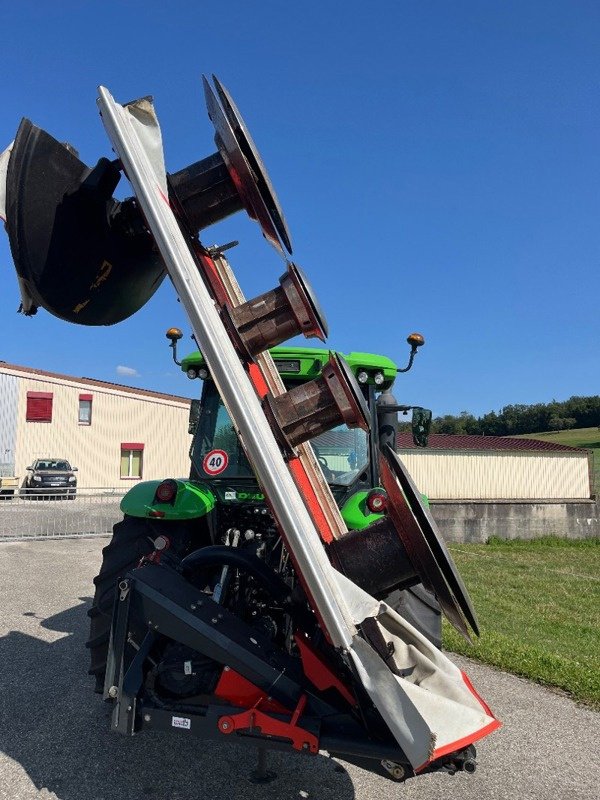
173,338,432,530
190,376,370,504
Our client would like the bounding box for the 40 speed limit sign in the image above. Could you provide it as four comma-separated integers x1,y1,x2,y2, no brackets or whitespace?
202,449,229,475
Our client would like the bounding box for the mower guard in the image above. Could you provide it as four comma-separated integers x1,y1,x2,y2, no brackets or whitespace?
2,118,165,325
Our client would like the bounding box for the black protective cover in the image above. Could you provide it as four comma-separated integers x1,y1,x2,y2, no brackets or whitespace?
379,445,479,639
5,119,165,325
384,585,442,649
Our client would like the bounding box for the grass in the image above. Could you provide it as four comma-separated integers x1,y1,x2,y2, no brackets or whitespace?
444,537,600,709
517,426,600,496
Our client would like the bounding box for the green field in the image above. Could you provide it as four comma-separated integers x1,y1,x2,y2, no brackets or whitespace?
444,537,600,709
517,426,600,496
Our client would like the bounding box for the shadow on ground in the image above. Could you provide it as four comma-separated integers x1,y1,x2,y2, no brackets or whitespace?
0,599,355,800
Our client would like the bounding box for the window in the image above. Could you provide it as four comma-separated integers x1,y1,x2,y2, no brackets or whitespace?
120,443,144,479
310,424,369,486
191,392,254,479
78,394,93,425
26,392,53,422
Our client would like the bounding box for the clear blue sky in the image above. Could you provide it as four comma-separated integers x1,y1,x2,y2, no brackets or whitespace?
1,1,598,417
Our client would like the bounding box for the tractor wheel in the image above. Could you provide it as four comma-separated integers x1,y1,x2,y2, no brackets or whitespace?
86,515,196,693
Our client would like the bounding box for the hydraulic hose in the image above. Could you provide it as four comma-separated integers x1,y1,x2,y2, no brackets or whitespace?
180,545,291,602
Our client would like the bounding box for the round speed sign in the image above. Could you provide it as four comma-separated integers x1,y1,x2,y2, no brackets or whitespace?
202,449,229,476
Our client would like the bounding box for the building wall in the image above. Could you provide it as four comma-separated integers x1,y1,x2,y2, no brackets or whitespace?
0,372,19,473
3,366,192,488
398,450,591,500
430,500,600,542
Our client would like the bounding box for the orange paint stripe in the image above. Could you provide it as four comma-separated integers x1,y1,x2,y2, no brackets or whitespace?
415,670,502,772
460,670,496,718
288,459,334,543
415,718,502,771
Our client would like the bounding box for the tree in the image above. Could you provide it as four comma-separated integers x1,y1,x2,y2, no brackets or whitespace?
429,395,600,437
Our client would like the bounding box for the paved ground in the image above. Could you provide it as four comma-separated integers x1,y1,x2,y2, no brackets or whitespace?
0,538,598,800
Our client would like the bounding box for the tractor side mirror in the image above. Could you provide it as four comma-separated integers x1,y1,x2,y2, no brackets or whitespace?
411,407,432,448
376,397,432,449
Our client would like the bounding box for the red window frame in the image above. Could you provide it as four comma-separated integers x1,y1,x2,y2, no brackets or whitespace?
120,443,144,480
78,393,93,425
26,392,53,422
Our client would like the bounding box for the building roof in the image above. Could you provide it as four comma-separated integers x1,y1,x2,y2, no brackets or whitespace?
396,432,584,453
0,361,192,404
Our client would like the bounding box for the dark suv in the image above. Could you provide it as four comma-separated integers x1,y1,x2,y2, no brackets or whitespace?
23,459,78,498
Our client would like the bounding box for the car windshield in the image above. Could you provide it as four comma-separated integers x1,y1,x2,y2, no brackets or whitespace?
36,460,70,471
192,393,368,485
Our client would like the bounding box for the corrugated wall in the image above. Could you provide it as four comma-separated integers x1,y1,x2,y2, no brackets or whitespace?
8,369,192,488
397,450,590,500
0,372,19,472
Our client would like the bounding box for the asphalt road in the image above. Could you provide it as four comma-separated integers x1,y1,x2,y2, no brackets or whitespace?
0,538,598,800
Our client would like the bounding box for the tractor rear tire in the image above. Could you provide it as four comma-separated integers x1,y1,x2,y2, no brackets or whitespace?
86,516,157,692
86,515,201,693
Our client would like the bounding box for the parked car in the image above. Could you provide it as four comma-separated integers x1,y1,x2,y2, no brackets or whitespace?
0,472,19,500
23,459,78,498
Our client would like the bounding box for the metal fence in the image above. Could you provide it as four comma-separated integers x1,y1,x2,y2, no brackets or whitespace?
0,487,127,541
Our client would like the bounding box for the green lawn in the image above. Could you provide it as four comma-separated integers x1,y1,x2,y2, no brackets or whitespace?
444,537,600,709
517,427,600,496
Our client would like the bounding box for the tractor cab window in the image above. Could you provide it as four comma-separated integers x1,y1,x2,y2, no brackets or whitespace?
309,424,368,486
192,386,368,485
192,391,254,479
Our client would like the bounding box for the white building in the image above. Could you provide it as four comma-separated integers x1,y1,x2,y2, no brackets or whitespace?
397,433,592,500
0,361,192,489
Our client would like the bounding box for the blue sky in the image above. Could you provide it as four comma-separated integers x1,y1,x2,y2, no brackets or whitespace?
1,1,598,417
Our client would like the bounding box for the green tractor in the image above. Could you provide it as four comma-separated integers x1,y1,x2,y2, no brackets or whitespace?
87,335,439,690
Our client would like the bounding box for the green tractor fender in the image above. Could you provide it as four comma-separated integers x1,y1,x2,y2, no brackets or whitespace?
340,489,430,531
340,491,385,531
120,479,216,521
